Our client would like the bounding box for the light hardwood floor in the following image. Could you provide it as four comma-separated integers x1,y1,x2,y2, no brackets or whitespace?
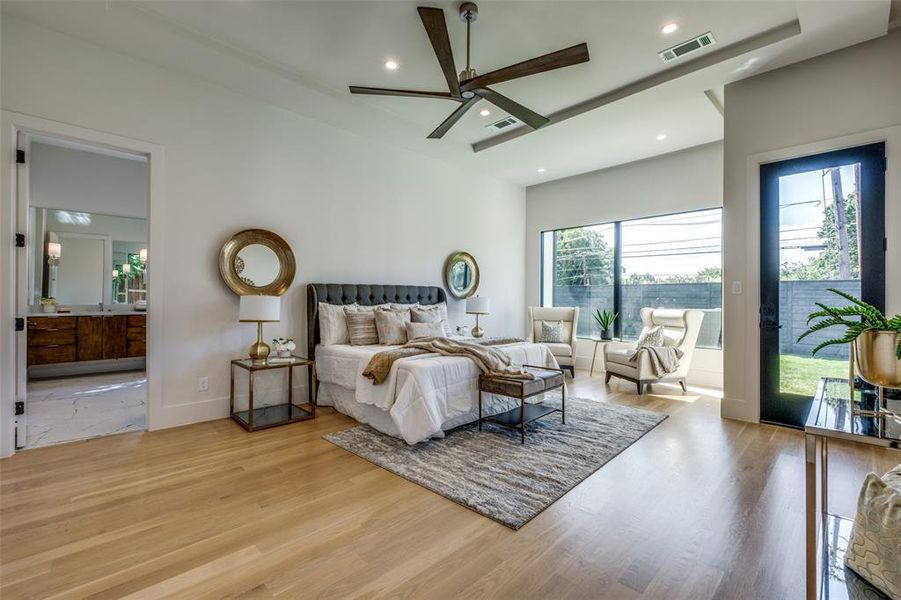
1,374,898,599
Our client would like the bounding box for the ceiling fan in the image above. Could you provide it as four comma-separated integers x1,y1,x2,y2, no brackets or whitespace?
349,3,589,139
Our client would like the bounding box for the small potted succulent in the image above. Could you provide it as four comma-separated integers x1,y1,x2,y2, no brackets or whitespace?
272,337,296,359
798,288,901,387
40,297,59,313
592,308,617,340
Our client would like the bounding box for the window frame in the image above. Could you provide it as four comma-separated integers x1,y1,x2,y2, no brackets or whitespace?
540,206,723,349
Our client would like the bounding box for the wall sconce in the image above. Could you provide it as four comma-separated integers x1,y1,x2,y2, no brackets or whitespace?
112,269,119,279
47,242,61,266
122,263,132,275
139,248,147,264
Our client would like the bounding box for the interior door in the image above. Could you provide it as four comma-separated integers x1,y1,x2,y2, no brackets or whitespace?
759,142,885,428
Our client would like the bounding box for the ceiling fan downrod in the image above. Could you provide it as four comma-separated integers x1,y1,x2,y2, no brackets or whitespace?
458,2,478,86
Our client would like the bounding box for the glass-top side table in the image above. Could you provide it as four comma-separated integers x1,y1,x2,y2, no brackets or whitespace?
229,355,316,432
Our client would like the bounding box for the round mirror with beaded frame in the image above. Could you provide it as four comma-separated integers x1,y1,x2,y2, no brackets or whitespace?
219,229,296,296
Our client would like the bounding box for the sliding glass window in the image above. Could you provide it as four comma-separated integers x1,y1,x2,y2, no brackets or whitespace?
540,208,722,349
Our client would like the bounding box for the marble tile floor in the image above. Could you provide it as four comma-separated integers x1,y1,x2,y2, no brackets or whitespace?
25,371,146,449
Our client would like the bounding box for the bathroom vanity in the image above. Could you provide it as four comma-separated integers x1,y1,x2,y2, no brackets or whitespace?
27,313,146,366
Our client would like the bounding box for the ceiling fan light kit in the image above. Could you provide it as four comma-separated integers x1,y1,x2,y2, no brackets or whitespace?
349,3,590,139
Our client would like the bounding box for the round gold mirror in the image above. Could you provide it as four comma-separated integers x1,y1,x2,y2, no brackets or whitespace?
219,229,295,295
444,251,479,299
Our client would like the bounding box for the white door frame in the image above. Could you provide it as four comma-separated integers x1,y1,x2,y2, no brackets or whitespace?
1,110,166,457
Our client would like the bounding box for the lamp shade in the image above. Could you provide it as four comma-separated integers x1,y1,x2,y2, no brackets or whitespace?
239,295,280,322
47,242,61,259
466,296,490,315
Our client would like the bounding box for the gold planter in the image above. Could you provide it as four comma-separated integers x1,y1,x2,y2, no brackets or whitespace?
854,330,901,388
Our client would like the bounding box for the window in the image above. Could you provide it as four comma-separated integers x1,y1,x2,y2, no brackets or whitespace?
541,208,722,349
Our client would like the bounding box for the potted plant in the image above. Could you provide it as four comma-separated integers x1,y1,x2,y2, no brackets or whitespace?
272,337,296,359
592,309,617,341
40,297,59,313
798,288,901,387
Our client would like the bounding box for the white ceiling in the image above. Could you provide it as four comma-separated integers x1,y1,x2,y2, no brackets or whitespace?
1,1,891,185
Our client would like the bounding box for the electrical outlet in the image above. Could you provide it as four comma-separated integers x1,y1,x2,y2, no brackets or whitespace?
198,376,209,392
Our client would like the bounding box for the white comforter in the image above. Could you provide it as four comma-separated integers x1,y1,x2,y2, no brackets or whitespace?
315,341,560,444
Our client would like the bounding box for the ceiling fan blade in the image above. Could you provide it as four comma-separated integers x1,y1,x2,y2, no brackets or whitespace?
461,43,589,92
428,97,480,139
349,86,464,101
417,7,461,97
475,88,548,130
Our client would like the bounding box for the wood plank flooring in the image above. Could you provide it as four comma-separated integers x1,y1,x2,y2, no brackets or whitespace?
1,374,898,599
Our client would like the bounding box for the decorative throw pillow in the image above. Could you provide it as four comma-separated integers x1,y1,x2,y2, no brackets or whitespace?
405,320,446,341
636,325,665,348
374,308,411,345
538,320,566,343
411,303,451,336
844,465,901,599
344,309,379,346
319,302,356,346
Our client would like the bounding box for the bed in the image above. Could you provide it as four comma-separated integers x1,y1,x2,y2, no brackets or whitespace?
307,283,560,444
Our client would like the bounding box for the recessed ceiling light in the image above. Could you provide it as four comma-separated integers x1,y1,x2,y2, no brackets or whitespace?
661,23,678,34
384,60,398,70
656,133,667,141
479,109,491,117
537,168,546,173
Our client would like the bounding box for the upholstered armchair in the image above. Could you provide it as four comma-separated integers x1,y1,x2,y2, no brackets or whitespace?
528,307,579,377
603,308,704,394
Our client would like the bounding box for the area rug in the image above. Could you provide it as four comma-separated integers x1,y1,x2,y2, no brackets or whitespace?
323,396,666,529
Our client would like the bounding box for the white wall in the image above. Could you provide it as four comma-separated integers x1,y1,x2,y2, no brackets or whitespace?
722,29,901,422
0,16,526,443
30,141,148,218
526,142,724,387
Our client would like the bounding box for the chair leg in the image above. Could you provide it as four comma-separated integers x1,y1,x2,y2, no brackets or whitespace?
564,365,575,378
605,372,612,384
679,378,687,392
636,381,643,395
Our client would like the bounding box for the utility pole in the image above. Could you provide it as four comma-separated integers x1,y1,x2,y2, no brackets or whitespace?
829,167,851,279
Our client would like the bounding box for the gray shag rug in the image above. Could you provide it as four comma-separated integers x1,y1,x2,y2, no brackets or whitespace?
324,396,666,529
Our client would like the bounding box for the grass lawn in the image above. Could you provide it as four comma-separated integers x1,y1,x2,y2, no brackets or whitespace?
779,354,848,397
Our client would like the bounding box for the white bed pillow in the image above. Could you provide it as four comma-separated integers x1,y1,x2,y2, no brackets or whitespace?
319,302,356,346
411,303,451,336
405,321,446,341
374,308,412,345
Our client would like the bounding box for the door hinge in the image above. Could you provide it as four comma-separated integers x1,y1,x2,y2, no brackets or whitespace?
15,317,25,332
885,238,889,252
16,149,25,164
14,401,24,416
884,156,888,172
15,233,25,247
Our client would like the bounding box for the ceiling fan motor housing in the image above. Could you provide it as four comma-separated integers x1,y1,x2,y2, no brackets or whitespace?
459,2,478,23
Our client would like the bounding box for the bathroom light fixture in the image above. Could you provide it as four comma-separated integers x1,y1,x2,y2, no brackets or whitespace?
47,242,61,266
537,168,546,173
384,60,398,70
662,23,678,34
112,269,119,278
139,248,148,264
656,133,667,141
122,263,132,275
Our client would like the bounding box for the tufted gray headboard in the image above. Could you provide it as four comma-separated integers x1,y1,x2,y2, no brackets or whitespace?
307,283,446,358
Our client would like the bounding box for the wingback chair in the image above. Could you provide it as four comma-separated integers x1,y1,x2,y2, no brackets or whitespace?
528,307,579,377
603,308,704,394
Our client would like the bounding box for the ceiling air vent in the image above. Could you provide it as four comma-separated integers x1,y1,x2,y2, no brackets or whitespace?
658,32,716,63
486,116,521,131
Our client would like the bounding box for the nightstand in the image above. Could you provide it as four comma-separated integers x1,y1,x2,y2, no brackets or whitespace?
229,356,316,432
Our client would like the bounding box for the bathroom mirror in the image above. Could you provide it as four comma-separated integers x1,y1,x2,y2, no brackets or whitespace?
444,251,479,299
219,229,295,295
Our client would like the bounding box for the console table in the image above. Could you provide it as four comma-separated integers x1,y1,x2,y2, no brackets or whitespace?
804,377,900,600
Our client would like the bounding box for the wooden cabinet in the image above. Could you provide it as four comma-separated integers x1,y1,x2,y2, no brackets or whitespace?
102,316,128,360
126,315,146,358
77,317,103,361
27,314,146,366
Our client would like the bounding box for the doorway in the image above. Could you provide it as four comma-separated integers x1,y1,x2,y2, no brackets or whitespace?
759,142,886,428
18,133,150,448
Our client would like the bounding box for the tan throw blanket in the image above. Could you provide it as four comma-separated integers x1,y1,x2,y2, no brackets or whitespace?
628,346,683,378
363,337,531,384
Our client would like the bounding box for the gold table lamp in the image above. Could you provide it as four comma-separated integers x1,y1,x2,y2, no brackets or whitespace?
465,296,490,338
239,295,281,363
